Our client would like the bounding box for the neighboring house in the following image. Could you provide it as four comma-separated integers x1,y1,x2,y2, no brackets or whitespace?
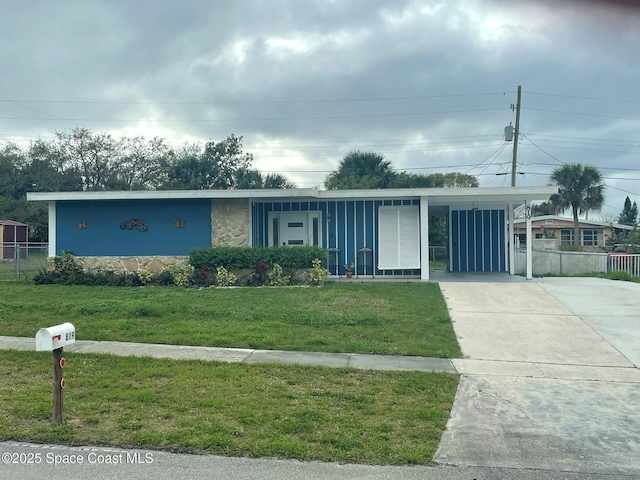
0,220,28,260
27,186,556,280
512,215,635,251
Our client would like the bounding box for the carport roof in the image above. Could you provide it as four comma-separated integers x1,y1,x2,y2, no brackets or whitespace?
27,186,557,205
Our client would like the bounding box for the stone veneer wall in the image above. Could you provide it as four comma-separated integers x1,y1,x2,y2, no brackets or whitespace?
211,199,250,247
73,256,189,274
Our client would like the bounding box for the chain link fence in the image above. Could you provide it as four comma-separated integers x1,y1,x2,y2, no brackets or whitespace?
0,243,49,281
515,249,640,278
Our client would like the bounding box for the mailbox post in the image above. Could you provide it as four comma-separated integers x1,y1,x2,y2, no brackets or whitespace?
35,323,75,425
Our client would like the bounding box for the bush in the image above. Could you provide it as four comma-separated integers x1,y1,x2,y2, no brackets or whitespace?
268,263,290,286
33,252,83,285
153,270,175,286
168,264,195,287
190,246,328,270
215,266,237,287
33,253,142,286
308,258,329,285
253,260,270,285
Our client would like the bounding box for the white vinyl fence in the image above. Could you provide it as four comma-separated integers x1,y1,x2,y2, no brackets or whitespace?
608,254,640,277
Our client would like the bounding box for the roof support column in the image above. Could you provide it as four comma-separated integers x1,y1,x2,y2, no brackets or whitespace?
48,201,56,258
508,203,515,275
526,200,533,280
420,196,430,281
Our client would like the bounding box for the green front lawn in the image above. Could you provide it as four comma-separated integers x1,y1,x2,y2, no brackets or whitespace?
0,282,461,358
1,351,459,465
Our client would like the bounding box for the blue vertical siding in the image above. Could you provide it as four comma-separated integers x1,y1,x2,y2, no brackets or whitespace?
253,198,421,276
451,209,506,272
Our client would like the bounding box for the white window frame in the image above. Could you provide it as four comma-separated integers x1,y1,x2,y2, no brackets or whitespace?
377,205,420,270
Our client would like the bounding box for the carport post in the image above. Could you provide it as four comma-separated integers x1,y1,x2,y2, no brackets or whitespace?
508,203,515,275
525,201,533,280
420,196,429,281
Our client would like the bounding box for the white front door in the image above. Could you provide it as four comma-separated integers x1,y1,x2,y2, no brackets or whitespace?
269,211,321,247
281,213,308,246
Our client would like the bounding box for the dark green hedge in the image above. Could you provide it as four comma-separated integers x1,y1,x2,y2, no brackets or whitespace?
189,246,328,270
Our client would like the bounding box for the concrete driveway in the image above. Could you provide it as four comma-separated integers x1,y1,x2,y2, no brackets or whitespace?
435,278,640,476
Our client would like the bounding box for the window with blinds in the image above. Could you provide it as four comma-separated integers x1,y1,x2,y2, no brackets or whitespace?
377,205,420,269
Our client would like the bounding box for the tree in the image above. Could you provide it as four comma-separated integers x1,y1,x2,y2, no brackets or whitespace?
111,136,172,190
428,172,479,188
618,196,638,226
391,172,434,188
548,163,605,246
325,151,396,189
234,169,295,189
55,127,120,191
531,201,554,217
163,135,253,190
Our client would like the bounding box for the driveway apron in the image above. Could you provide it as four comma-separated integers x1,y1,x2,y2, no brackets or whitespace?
435,280,640,476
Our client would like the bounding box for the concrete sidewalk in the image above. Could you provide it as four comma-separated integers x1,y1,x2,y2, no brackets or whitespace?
0,335,457,373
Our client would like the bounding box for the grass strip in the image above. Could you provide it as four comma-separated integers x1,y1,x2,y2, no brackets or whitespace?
1,351,458,465
0,282,461,358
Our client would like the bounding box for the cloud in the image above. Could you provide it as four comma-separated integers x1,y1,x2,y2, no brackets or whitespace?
1,0,638,214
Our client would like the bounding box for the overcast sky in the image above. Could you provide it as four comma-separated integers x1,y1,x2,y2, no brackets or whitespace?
1,0,638,218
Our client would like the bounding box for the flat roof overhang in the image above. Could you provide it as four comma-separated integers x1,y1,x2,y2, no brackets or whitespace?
27,186,558,205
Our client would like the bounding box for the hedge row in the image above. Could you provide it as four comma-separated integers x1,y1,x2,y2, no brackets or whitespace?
189,246,328,270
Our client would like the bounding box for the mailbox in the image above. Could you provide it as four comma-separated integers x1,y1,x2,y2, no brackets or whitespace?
35,323,76,351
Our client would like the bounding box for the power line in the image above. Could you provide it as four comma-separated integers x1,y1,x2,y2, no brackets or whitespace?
526,133,640,145
0,107,506,123
523,107,640,121
0,96,83,129
524,91,640,104
0,92,512,106
521,135,566,166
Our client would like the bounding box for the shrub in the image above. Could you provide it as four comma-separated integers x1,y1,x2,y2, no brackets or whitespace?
154,270,175,286
190,246,328,270
253,259,270,285
33,252,84,285
308,258,329,285
215,266,237,287
268,263,290,286
138,269,152,285
167,264,195,287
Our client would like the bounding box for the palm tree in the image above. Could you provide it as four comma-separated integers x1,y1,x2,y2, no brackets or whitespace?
548,163,605,246
324,151,396,189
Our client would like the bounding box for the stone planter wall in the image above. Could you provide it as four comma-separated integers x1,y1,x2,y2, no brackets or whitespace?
73,256,189,274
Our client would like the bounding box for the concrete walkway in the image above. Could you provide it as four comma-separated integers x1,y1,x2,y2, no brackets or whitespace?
0,336,457,373
435,279,640,476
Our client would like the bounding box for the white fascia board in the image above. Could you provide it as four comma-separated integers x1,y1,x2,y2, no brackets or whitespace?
318,186,558,202
27,188,321,202
27,186,558,204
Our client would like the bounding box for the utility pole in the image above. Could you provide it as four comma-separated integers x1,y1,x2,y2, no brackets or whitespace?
511,85,521,187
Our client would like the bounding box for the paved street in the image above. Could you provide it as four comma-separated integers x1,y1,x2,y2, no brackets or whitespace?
1,441,635,480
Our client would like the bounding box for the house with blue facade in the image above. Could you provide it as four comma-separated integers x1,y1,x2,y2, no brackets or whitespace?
27,186,557,280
